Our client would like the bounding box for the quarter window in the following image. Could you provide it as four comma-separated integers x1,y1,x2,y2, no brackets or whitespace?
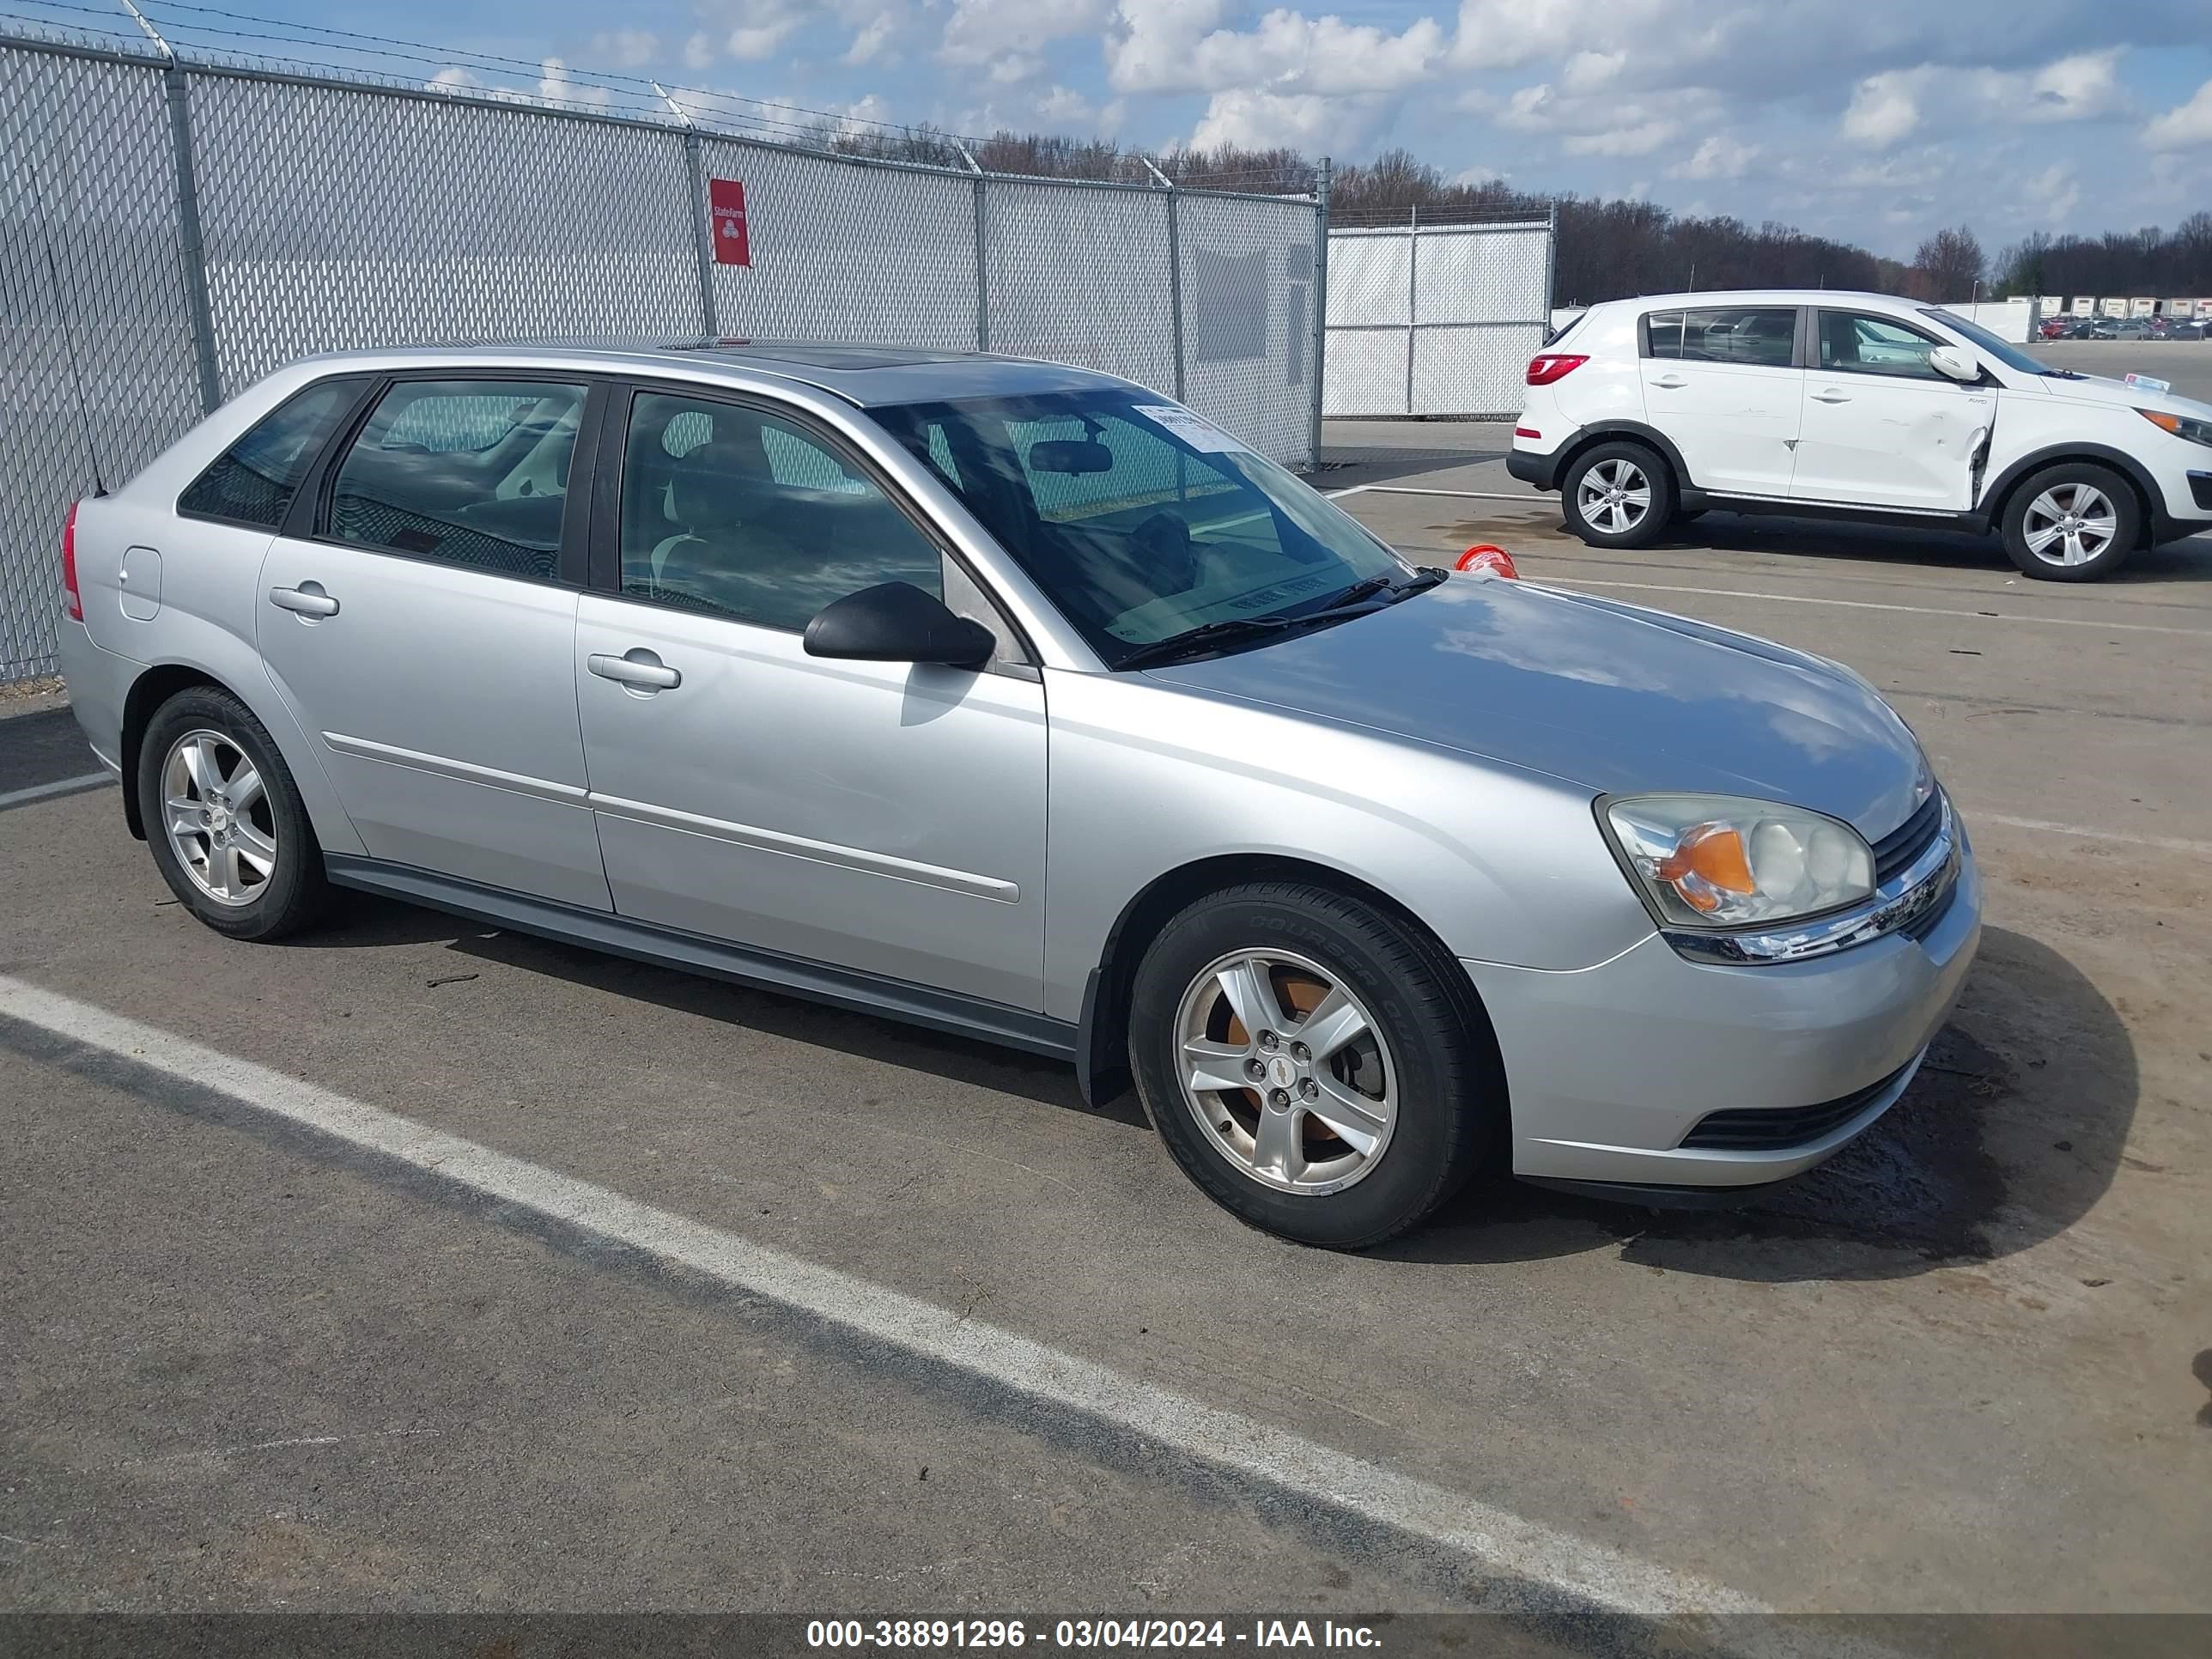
1647,307,1797,367
327,379,587,580
617,392,943,632
178,380,358,529
1816,311,1945,380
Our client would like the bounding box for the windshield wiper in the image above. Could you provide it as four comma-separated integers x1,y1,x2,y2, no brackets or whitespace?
1115,615,1299,670
1319,566,1447,610
1115,568,1449,671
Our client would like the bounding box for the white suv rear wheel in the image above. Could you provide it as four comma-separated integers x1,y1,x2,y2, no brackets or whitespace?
1562,441,1676,550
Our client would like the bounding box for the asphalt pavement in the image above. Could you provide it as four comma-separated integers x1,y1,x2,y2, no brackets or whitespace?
3,387,2209,1644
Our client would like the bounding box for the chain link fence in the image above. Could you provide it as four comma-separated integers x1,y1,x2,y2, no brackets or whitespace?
0,33,1324,684
1323,211,1553,418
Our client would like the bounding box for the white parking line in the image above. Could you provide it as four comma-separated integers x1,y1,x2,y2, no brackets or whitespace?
0,772,114,810
1327,483,1539,502
1977,815,2212,858
1540,579,2205,637
0,974,1760,1620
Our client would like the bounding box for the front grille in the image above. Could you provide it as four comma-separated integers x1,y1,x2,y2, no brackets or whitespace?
1678,1058,1917,1152
1871,790,1943,886
1899,873,1958,941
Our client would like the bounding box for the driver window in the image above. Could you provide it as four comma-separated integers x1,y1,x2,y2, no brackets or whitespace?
617,392,943,632
1817,311,1945,380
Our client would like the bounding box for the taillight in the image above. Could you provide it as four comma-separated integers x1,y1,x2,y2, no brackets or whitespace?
62,501,82,622
1526,353,1588,386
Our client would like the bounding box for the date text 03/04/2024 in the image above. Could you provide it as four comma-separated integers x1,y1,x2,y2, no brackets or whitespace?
804,1619,1383,1648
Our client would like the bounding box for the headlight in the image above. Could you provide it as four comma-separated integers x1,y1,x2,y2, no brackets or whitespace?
2139,408,2212,448
1601,794,1875,930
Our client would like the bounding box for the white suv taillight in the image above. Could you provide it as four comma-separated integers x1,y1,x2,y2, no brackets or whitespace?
62,501,82,622
1526,353,1588,386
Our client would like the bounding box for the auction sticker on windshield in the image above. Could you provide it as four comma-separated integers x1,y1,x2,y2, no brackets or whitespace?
1134,404,1249,453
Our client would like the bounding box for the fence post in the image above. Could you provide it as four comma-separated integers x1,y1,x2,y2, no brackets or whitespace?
163,67,222,413
1543,199,1558,338
1309,156,1329,469
1165,186,1186,402
972,173,991,351
1404,202,1419,416
680,129,718,337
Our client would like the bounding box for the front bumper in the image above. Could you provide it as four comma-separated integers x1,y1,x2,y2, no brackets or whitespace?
1462,837,1983,1188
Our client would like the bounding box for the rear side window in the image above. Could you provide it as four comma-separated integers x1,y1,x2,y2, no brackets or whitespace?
178,380,358,528
1646,307,1797,367
327,379,587,580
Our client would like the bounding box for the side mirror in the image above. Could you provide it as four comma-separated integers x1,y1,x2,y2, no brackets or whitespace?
804,580,995,668
1928,345,1981,383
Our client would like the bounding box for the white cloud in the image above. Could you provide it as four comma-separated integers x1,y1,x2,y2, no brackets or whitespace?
843,9,902,65
1843,73,1920,148
2143,77,2212,149
1563,119,1676,157
535,58,610,109
944,0,1112,76
1845,50,2124,149
683,32,714,70
1109,1,1446,97
1448,0,1671,73
2023,162,2082,222
1559,50,1623,93
2019,51,2124,124
1668,132,1757,179
592,31,659,70
1188,88,1395,155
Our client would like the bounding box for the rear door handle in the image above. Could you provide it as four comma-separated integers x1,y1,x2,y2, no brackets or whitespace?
268,583,339,617
1650,374,1688,389
1811,388,1852,404
589,650,681,691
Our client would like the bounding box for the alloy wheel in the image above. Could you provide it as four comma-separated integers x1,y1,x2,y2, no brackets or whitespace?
2022,483,2118,568
160,728,277,907
1577,458,1651,535
1172,948,1398,1196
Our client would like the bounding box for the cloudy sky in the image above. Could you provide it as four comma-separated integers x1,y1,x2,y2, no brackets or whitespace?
103,1,2212,257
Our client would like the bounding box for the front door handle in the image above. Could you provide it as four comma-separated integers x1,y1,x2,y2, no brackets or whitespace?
1811,388,1852,404
1650,374,1688,389
589,649,681,691
268,582,339,617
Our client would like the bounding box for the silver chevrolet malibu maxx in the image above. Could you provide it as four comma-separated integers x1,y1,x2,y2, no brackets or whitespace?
57,343,1980,1247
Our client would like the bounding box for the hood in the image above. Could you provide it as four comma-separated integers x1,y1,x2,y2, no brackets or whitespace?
1143,575,1929,838
2033,371,2212,421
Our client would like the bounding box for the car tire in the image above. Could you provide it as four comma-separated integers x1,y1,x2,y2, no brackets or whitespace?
1127,880,1500,1249
1562,441,1675,550
138,685,330,941
2000,462,2140,581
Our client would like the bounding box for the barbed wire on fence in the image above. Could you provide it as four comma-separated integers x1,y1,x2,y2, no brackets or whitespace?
0,0,1324,195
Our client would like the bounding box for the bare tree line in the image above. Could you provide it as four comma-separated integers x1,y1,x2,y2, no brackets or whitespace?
799,122,2209,305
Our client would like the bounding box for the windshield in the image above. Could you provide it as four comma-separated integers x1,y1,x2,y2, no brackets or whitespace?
1923,309,2057,377
872,390,1407,666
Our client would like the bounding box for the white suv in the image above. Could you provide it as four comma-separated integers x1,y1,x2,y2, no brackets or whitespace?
1508,289,2212,580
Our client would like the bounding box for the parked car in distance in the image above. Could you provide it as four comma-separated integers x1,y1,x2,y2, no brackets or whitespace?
59,342,1981,1248
2092,317,2153,339
1510,289,2212,580
2039,315,2073,340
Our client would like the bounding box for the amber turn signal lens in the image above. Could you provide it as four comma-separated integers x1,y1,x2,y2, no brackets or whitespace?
2139,410,2182,434
1653,823,1755,911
